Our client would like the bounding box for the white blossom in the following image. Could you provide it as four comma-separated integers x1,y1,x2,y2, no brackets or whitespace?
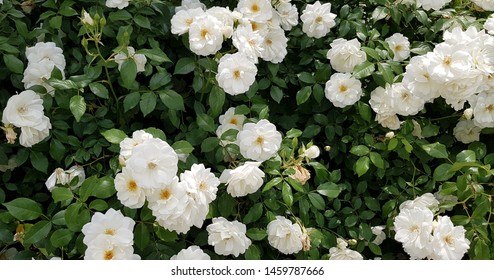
431,216,470,260
82,208,135,247
188,14,225,56
274,2,298,31
324,73,362,108
207,217,251,257
416,0,452,11
114,46,147,73
300,1,336,39
180,163,220,205
237,119,282,162
260,26,288,64
236,0,273,23
393,207,434,259
2,90,45,128
471,0,494,11
327,38,367,73
216,52,257,95
114,167,146,209
453,119,482,144
267,216,303,254
171,246,210,260
385,33,411,61
220,161,265,197
329,238,363,260
105,0,129,9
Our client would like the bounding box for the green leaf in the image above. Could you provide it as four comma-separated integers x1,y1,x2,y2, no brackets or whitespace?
350,145,370,156
377,63,394,84
262,177,282,192
368,243,382,255
362,47,381,61
137,49,171,63
30,150,48,173
282,182,293,207
3,54,24,74
352,61,375,79
201,137,220,153
357,101,372,122
50,229,73,248
270,86,283,103
88,199,108,211
456,150,476,162
143,127,167,141
50,139,66,162
209,86,225,117
101,128,127,144
369,152,385,169
93,176,116,199
133,15,151,29
421,143,449,159
51,187,74,203
298,72,315,84
217,193,236,218
154,225,178,242
159,90,185,111
197,113,216,133
308,193,325,210
134,223,150,251
317,182,341,198
296,86,312,105
244,244,261,260
65,203,90,232
243,203,263,224
2,198,43,221
109,10,132,21
473,239,491,260
149,72,171,90
388,138,399,150
89,82,109,99
69,95,86,122
23,221,52,245
174,57,195,75
246,228,267,241
124,91,141,112
172,140,194,154
120,59,137,86
139,91,157,117
355,156,370,177
49,16,62,29
433,163,455,181
77,175,99,202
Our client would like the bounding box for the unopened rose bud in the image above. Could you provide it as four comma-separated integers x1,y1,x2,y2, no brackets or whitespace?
13,224,25,242
411,120,423,139
301,145,320,159
463,108,473,120
289,165,311,185
301,232,311,252
347,239,358,246
2,125,17,144
81,10,94,26
324,145,331,152
385,132,395,139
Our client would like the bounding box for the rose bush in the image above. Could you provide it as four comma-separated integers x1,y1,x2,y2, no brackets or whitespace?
0,0,494,260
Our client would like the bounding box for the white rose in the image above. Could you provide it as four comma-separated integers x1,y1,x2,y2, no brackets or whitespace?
220,161,265,197
327,38,367,73
267,216,303,254
207,217,251,257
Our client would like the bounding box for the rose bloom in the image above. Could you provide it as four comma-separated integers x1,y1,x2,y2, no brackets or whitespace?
105,0,129,9
329,238,363,260
376,113,401,130
385,33,411,61
274,2,298,31
300,1,336,39
236,0,272,23
45,165,85,192
170,246,210,260
431,216,470,260
301,145,320,159
2,90,45,128
232,24,264,64
188,14,224,56
206,6,238,38
484,13,494,35
327,38,367,73
453,119,482,144
171,8,204,35
18,116,51,147
82,208,135,247
220,161,265,197
115,46,147,73
175,0,206,13
206,217,251,257
267,216,303,254
114,167,146,209
84,236,140,260
399,193,440,211
260,26,288,64
393,207,434,259
216,107,246,138
470,91,494,128
125,138,178,189
22,60,57,93
324,73,363,108
216,52,257,95
25,42,66,70
119,130,154,161
180,163,220,205
416,0,452,11
237,119,282,162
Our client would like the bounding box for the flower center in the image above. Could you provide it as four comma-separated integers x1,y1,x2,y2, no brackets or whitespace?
229,118,238,125
199,181,207,191
256,136,264,145
200,29,209,39
127,180,138,192
409,224,420,233
443,235,455,246
233,70,241,79
443,56,452,66
186,18,193,26
160,189,171,200
339,85,348,92
265,39,273,46
104,228,116,236
251,22,259,31
17,106,27,114
485,104,494,112
401,91,410,101
251,4,260,13
104,250,114,260
315,16,323,24
394,45,403,52
148,162,157,170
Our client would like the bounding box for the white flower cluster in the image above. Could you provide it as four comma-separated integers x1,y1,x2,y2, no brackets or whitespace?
82,208,140,260
45,165,85,192
22,42,66,95
394,193,470,260
371,26,494,135
115,130,221,234
1,90,52,147
329,238,363,260
171,0,298,95
114,46,147,73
